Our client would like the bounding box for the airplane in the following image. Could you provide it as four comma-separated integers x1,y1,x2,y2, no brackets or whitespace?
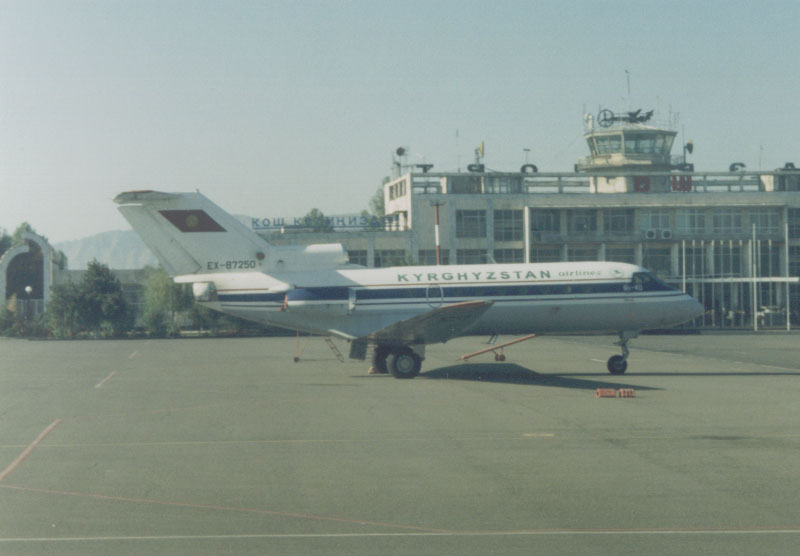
114,190,704,378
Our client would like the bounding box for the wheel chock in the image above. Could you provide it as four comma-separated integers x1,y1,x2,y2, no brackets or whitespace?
595,388,636,398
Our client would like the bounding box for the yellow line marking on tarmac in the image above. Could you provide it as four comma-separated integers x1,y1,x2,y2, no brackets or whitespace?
2,529,800,542
0,419,62,483
3,434,537,449
94,371,117,389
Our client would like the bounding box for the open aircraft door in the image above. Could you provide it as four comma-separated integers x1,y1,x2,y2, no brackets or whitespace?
348,287,357,314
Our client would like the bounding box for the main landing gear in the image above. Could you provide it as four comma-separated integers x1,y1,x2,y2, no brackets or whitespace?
372,344,424,379
606,331,637,375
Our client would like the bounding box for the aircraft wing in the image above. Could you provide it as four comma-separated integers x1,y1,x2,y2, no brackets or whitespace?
358,300,494,345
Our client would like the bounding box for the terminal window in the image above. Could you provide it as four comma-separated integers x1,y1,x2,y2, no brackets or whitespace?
603,209,634,236
530,247,562,262
449,175,482,194
568,247,598,261
494,210,523,241
642,247,671,277
789,247,800,276
348,250,367,266
485,176,522,194
640,208,671,231
594,135,621,154
567,210,597,233
456,249,488,265
530,209,560,235
790,209,800,238
750,208,780,234
456,210,487,238
757,244,781,276
713,244,743,277
374,250,407,268
606,247,635,264
418,249,450,265
493,249,524,263
677,209,706,234
679,247,705,277
712,208,744,234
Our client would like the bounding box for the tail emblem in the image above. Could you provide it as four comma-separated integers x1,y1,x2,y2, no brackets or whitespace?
159,210,226,232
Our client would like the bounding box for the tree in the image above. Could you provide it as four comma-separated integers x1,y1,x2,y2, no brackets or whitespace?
301,208,333,233
78,260,131,336
142,267,193,337
53,250,68,271
369,185,385,218
0,228,11,259
46,282,82,338
12,222,36,245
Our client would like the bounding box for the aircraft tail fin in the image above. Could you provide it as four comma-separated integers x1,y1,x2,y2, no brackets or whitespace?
114,190,269,276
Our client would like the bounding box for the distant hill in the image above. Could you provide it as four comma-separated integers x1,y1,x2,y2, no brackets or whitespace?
55,230,158,270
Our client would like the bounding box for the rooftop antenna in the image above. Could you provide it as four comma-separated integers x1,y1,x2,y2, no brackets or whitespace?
474,141,484,165
625,69,631,108
392,146,409,178
456,128,461,172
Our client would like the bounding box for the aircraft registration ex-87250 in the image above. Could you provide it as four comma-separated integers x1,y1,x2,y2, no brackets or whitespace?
115,190,703,378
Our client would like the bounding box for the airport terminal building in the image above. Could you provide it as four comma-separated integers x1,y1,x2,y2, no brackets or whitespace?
262,109,800,330
376,111,800,329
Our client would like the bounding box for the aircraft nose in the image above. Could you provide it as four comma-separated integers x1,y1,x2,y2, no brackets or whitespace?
684,294,704,321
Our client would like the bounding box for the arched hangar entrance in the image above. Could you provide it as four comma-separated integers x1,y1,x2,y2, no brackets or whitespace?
0,232,55,319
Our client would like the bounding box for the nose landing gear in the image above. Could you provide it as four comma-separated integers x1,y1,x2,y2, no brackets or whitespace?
607,331,637,375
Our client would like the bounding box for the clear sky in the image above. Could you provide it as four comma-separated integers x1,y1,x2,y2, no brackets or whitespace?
2,0,799,243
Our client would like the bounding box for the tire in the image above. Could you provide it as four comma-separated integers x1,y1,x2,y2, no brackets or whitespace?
388,347,422,379
373,345,390,373
607,355,628,375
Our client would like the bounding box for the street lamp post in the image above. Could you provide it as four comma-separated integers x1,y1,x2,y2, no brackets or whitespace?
430,201,445,266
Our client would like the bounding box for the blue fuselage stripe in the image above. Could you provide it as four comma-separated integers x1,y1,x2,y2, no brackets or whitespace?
217,281,674,304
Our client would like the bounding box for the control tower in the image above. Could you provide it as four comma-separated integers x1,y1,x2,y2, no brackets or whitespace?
577,108,682,193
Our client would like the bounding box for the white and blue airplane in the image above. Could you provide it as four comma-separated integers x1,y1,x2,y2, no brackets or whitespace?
115,190,703,378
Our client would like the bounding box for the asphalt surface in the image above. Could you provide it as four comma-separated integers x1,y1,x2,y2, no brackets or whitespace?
1,333,799,555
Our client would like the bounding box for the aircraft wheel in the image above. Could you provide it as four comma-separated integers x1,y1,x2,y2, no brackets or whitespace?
607,355,628,375
373,345,390,373
389,347,422,379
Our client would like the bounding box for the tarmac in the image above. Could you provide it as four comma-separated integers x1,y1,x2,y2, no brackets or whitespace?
1,332,799,555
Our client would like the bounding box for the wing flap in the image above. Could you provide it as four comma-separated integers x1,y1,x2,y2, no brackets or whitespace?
369,300,493,345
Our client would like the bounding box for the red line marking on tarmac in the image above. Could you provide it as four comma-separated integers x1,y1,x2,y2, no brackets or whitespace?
0,419,62,483
94,371,117,389
0,484,455,534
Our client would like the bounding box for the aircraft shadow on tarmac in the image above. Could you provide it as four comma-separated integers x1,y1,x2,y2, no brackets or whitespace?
421,363,659,391
550,371,800,378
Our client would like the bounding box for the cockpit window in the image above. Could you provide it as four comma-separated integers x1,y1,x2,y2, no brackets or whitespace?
628,272,673,292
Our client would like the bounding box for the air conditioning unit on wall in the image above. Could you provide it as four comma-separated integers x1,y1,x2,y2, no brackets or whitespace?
661,229,673,240
644,229,658,240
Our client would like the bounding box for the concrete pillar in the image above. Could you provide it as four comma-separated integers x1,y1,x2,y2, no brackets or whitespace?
523,206,531,263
